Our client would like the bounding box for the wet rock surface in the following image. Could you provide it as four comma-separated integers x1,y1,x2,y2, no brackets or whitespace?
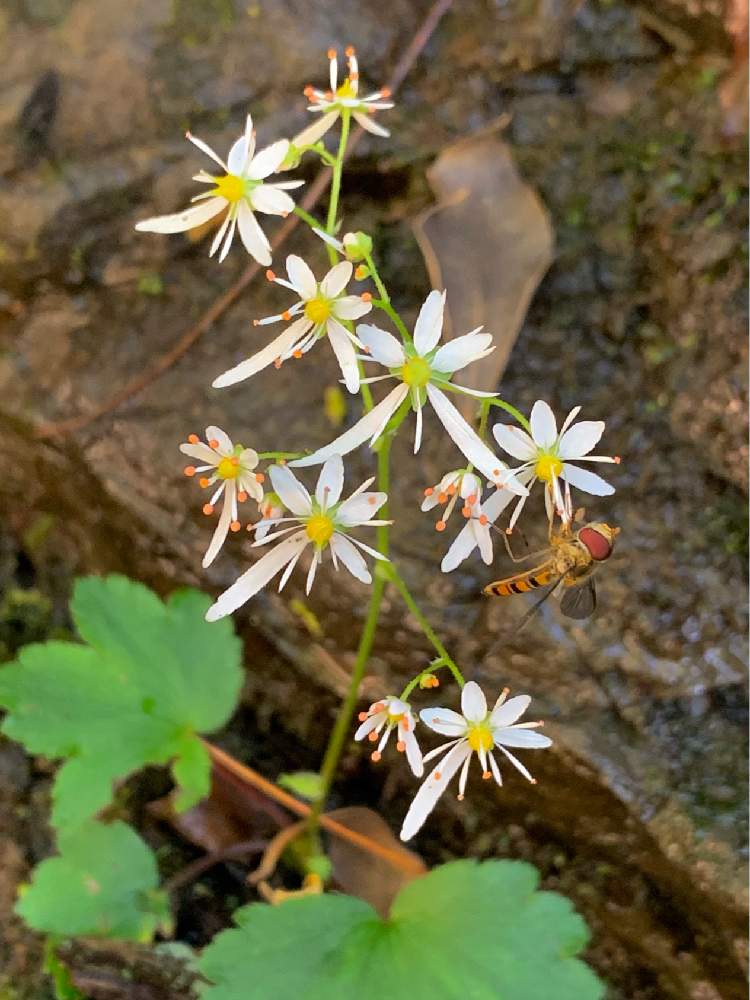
0,1,747,998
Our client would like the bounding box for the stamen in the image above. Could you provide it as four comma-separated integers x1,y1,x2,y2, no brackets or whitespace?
293,350,302,359
482,771,491,780
381,87,391,97
184,466,196,477
231,456,239,466
438,492,447,504
368,731,378,742
253,319,260,326
466,494,477,505
530,778,538,785
424,487,434,497
358,711,368,721
371,751,381,762
255,473,265,483
202,504,214,516
209,439,219,449
435,520,446,532
282,310,292,321
230,521,241,532
361,292,372,302
479,514,488,525
265,269,276,281
199,477,210,488
434,771,442,780
188,434,199,444
457,793,464,801
354,265,367,280
447,484,456,496
368,495,376,504
238,491,248,502
273,358,282,369
396,740,406,752
327,47,336,58
614,455,621,464
345,45,356,56
462,506,471,517
303,85,314,98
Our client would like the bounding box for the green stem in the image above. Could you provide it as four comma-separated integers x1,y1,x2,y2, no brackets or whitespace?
365,251,411,344
258,451,304,461
399,660,452,701
487,398,532,434
324,109,351,266
293,205,325,231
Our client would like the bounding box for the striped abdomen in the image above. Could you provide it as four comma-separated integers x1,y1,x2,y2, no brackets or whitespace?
483,562,557,597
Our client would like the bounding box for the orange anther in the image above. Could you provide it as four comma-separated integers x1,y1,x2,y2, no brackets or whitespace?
438,492,447,504
493,468,500,477
358,711,368,721
199,477,210,488
293,350,302,359
362,344,371,353
325,90,334,100
434,771,442,780
401,717,409,730
371,751,381,762
447,484,456,496
368,731,378,742
253,319,260,326
246,523,254,532
368,495,376,504
482,771,491,780
345,45,356,56
184,466,196,477
282,310,292,321
396,740,406,752
462,506,471,518
303,85,314,97
238,491,248,502
327,47,336,58
467,494,477,505
457,793,464,801
424,487,434,497
361,291,372,302
231,456,239,465
202,503,214,516
354,265,367,279
209,439,219,449
273,358,282,369
188,433,199,444
479,514,488,525
255,472,265,483
265,269,276,281
230,521,241,532
435,520,446,532
381,86,391,98
614,455,621,464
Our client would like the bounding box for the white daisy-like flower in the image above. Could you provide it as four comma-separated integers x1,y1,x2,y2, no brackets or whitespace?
300,46,394,144
493,400,620,531
180,427,265,568
421,469,482,533
400,681,551,841
290,290,526,496
212,256,372,393
354,696,423,777
440,483,517,573
135,114,304,266
205,456,389,621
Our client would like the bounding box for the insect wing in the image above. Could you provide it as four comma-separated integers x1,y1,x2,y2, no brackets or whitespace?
560,578,597,620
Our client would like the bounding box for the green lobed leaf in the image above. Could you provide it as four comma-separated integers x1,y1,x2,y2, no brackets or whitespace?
17,821,170,942
0,575,243,831
198,859,604,1000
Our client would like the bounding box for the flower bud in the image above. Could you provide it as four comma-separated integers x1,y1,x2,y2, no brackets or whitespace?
342,231,372,262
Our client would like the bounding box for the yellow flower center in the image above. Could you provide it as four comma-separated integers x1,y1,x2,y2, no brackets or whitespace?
214,173,246,203
305,514,335,547
217,456,240,479
535,453,563,483
400,356,432,389
336,79,357,99
387,709,405,724
304,296,331,325
467,723,494,753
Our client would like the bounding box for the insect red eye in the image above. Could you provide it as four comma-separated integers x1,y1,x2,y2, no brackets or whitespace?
579,525,613,561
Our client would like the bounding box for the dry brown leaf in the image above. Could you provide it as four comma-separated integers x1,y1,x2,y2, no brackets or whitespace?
325,806,426,917
414,126,554,416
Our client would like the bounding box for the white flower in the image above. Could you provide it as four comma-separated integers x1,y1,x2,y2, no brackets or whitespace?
212,256,372,392
180,427,265,568
400,681,551,841
300,46,394,144
354,696,423,777
440,483,517,573
135,114,304,265
421,469,482,532
493,400,620,531
290,290,526,496
205,456,389,621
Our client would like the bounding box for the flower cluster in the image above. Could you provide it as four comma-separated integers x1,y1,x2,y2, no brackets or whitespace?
134,47,621,848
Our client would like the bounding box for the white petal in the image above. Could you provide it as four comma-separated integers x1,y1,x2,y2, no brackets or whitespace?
247,140,290,180
290,384,408,467
333,296,372,321
236,202,271,264
336,491,387,526
475,520,493,564
492,424,537,461
315,455,344,507
529,400,558,448
357,324,406,367
326,318,361,393
558,421,605,460
413,400,423,453
212,317,309,388
329,533,371,583
202,484,235,568
403,729,423,778
293,111,340,148
490,695,531,729
186,132,227,170
286,255,317,299
561,463,615,496
419,707,468,737
354,712,385,741
227,122,251,174
352,111,390,137
321,261,353,298
559,405,582,437
135,197,225,234
400,741,472,841
180,442,217,464
426,385,518,490
217,213,237,263
431,333,494,374
440,524,477,573
205,531,308,620
269,464,312,516
305,549,321,594
250,184,296,216
497,746,535,782
413,289,446,355
496,728,552,749
461,681,487,722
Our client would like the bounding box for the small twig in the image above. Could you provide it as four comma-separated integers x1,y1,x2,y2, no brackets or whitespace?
162,837,267,895
206,741,424,876
34,0,455,440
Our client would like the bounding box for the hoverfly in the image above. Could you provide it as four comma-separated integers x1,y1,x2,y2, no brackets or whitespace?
483,513,619,621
